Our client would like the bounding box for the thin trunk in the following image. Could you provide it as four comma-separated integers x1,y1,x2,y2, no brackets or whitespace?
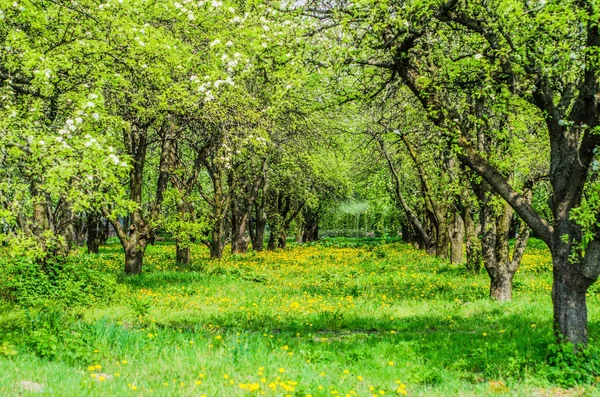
463,204,481,273
252,216,266,252
450,212,465,264
435,214,450,259
267,231,276,251
86,214,101,254
175,201,191,265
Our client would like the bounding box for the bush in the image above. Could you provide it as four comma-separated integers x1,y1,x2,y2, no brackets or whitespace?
0,254,119,308
541,343,600,386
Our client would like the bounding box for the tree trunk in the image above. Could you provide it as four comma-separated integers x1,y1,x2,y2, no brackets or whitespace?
252,218,266,251
278,231,287,249
552,261,589,346
231,233,249,254
231,204,250,254
489,270,514,301
450,212,465,264
124,241,146,275
434,216,450,259
464,206,481,273
86,215,101,254
296,224,304,244
210,225,224,259
550,238,600,347
267,231,277,251
176,244,190,265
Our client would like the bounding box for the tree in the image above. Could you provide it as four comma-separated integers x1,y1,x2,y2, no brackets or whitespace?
306,0,600,345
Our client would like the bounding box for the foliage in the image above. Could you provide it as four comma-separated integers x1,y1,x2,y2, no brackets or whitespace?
0,254,120,308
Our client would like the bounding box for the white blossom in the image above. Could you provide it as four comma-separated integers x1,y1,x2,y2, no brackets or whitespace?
108,154,120,165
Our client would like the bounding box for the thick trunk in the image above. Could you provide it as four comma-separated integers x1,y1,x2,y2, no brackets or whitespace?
489,270,514,301
124,241,146,275
450,213,465,264
434,217,450,259
550,238,600,347
176,244,190,265
476,184,517,301
86,215,101,254
296,226,304,244
231,233,248,254
231,206,250,255
552,263,588,346
303,214,319,243
210,224,224,259
252,218,266,251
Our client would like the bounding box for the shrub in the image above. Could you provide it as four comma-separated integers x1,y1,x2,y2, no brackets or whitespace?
0,254,119,308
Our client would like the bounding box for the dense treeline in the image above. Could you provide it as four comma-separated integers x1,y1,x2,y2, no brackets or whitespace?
1,0,600,350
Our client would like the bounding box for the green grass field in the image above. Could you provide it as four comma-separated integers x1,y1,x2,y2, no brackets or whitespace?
1,238,599,396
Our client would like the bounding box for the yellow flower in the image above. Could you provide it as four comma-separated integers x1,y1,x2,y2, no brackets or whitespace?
357,376,363,381
343,369,350,374
248,383,260,391
279,367,285,373
195,380,202,385
87,366,95,371
388,361,394,366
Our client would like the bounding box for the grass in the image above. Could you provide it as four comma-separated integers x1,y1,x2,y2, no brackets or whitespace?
0,238,599,396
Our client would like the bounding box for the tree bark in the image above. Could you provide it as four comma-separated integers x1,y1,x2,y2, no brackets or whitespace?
210,227,224,259
86,214,101,254
251,215,266,252
450,212,465,264
490,270,514,301
231,200,250,254
176,244,190,265
124,241,145,275
463,204,481,273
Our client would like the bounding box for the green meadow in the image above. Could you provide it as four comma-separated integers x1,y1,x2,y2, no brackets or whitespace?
2,238,598,396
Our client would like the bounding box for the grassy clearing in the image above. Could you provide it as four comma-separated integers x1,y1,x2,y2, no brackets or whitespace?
1,238,599,396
